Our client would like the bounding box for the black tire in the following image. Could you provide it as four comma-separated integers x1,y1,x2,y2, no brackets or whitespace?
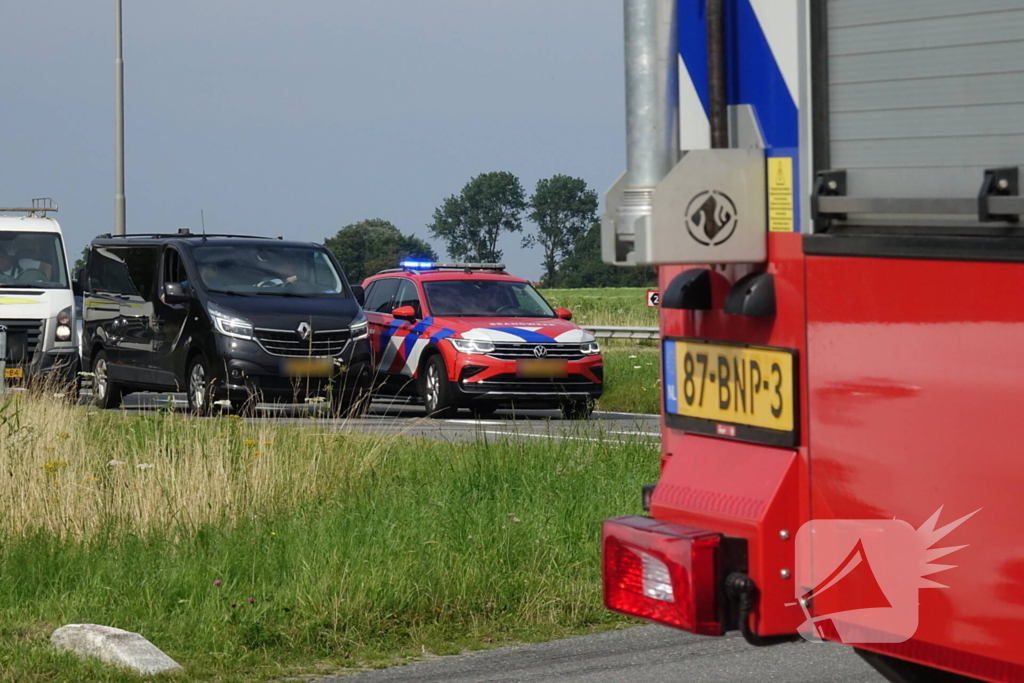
560,398,595,420
470,404,499,418
186,354,213,416
420,354,458,418
91,350,123,409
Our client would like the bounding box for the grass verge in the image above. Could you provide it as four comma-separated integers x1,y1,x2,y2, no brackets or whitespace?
0,395,657,682
541,287,657,329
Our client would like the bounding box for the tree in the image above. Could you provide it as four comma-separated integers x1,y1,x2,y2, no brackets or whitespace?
553,221,657,289
428,171,526,263
523,175,598,285
324,219,437,283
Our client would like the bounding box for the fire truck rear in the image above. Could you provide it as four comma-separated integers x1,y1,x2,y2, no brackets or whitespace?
601,2,1024,681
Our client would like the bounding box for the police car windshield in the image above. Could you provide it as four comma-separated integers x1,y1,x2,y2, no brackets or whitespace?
423,279,555,318
192,245,349,297
0,232,69,289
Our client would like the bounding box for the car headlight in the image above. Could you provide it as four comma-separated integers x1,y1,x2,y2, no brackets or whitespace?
55,306,73,342
581,340,601,355
350,313,369,341
209,305,253,340
449,338,496,355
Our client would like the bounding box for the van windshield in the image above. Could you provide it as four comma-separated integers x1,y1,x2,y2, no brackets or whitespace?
0,232,69,289
191,244,350,297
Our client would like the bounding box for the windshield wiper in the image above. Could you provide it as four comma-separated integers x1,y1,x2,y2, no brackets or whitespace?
206,289,254,297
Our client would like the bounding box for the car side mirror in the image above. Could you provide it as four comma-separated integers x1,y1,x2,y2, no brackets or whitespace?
556,307,573,321
392,305,417,320
163,282,189,304
351,284,365,306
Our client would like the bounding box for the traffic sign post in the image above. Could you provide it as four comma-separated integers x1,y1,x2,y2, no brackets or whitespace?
646,290,660,307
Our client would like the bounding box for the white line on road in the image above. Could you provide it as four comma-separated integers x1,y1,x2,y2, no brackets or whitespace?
482,431,659,443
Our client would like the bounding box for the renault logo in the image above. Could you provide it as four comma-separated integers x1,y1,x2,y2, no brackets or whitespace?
533,345,548,359
296,322,311,340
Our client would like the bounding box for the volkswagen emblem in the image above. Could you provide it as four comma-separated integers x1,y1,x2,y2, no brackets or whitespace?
685,190,739,246
533,345,548,359
296,322,311,340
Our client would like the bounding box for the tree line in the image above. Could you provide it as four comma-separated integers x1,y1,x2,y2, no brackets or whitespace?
325,171,655,288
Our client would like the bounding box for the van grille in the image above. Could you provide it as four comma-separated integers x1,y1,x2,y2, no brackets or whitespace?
0,319,44,364
254,328,350,357
487,342,585,361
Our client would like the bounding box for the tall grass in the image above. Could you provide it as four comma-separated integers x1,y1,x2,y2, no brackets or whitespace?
0,395,658,681
542,287,658,329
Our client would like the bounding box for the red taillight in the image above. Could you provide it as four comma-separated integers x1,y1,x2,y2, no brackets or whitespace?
602,516,721,635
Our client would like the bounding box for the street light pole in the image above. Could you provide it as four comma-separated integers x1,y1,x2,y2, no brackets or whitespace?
114,0,126,236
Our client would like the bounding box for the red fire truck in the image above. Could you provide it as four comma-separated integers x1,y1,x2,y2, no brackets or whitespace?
600,2,1024,681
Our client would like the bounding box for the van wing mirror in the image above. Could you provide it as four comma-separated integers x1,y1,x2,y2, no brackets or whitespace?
351,284,365,306
163,282,189,304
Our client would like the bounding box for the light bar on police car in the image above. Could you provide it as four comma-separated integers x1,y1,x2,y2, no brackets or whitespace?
399,261,505,271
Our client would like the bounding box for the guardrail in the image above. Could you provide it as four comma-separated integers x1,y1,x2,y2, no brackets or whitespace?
585,325,660,340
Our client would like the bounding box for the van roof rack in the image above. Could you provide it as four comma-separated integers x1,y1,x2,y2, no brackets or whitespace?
96,231,281,240
0,198,58,217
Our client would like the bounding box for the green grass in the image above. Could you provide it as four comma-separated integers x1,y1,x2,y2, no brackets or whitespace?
598,347,661,415
541,288,658,329
0,398,658,682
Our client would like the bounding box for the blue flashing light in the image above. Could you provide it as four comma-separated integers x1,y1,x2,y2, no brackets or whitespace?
401,260,435,270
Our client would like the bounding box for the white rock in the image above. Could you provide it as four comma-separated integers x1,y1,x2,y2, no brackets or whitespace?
51,624,182,675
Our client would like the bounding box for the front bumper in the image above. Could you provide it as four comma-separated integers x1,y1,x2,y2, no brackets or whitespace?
2,347,79,386
211,335,372,401
451,354,604,406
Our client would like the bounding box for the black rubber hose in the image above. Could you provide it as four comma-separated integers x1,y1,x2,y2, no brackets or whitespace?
725,573,800,647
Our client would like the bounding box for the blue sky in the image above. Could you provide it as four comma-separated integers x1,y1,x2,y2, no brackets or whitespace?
1,1,625,281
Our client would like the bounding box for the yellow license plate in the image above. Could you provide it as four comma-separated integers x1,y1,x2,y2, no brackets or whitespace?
516,359,569,378
4,367,23,379
663,339,794,434
281,358,333,377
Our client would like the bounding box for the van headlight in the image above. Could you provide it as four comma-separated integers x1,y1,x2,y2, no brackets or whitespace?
581,340,601,355
209,305,254,340
55,307,73,342
449,338,496,355
350,312,369,341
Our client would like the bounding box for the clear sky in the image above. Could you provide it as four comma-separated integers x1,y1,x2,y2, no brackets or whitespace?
1,1,626,282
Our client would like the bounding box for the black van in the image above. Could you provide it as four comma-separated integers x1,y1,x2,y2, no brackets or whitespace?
81,232,371,414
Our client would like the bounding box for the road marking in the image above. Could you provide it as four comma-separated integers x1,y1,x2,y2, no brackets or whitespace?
608,430,661,437
482,431,659,444
444,419,506,426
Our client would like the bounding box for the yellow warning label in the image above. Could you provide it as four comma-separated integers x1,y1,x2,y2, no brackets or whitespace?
768,157,794,233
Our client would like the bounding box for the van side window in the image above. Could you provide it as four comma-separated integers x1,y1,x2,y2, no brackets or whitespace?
87,247,138,295
163,248,187,288
393,280,422,317
364,278,399,313
123,247,160,300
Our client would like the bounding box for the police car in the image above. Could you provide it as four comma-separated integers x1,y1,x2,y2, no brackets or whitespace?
361,262,603,419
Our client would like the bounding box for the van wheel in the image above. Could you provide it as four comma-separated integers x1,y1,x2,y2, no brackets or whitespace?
187,355,213,416
560,399,595,420
420,355,457,418
91,351,123,409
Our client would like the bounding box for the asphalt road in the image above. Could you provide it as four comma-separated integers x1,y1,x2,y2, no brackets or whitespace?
316,626,884,683
119,392,662,444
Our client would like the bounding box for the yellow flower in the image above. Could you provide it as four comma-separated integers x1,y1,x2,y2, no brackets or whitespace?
244,440,257,447
270,532,276,536
253,451,262,456
57,432,70,441
263,441,273,446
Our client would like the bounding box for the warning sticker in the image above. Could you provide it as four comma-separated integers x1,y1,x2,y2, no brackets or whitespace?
768,157,794,233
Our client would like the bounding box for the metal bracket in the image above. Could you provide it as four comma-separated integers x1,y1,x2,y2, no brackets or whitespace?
979,167,1019,223
810,169,847,226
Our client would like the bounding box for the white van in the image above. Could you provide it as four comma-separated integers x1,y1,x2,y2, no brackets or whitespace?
0,200,78,385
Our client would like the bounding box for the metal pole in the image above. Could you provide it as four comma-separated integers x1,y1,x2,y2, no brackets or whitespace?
706,0,729,149
623,0,679,188
114,0,126,236
0,326,7,393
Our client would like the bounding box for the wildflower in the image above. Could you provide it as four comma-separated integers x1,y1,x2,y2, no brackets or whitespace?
136,463,154,471
634,365,642,369
263,441,273,446
270,532,276,536
629,355,637,359
244,440,257,447
467,535,473,540
248,597,255,604
108,459,126,467
253,451,261,456
214,580,222,587
57,432,70,441
512,517,521,523
230,602,237,608
217,433,225,437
